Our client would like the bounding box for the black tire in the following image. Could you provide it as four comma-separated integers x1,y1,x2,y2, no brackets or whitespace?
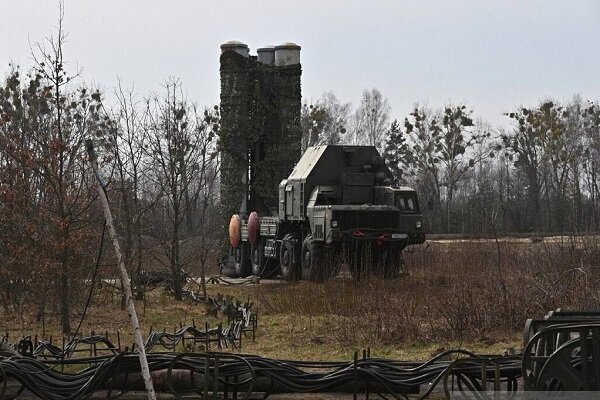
325,245,342,279
280,234,300,281
251,239,269,277
382,249,398,278
303,238,341,281
221,247,238,277
301,235,323,281
373,247,403,279
371,244,384,277
234,242,252,278
349,242,368,280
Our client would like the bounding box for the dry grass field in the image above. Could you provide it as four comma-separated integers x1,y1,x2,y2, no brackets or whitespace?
3,235,600,362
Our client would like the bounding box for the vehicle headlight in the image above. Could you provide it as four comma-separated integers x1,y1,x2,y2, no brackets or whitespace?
331,220,338,228
415,221,422,229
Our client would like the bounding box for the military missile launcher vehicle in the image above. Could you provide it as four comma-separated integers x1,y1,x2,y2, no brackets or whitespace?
225,144,425,280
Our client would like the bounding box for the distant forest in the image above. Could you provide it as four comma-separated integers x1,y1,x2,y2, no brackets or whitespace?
2,22,600,332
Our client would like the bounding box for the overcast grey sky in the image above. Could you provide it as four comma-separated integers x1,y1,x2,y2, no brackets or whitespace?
1,1,599,127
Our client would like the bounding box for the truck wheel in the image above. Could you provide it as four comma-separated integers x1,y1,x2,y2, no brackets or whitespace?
280,234,300,281
377,248,402,279
221,247,238,277
349,243,367,280
301,235,323,281
325,246,342,278
251,239,269,277
234,242,252,278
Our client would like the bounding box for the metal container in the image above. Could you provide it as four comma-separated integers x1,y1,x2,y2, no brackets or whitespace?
257,45,275,65
274,42,301,66
220,40,250,58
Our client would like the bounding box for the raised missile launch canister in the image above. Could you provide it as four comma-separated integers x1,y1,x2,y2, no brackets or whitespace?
219,41,302,221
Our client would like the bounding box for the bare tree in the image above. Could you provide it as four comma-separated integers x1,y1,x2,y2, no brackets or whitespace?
145,79,218,300
108,82,160,303
436,105,484,232
353,88,390,151
503,101,567,231
383,119,411,183
400,106,444,231
0,7,111,333
189,108,220,301
301,92,351,149
582,101,600,230
30,12,109,334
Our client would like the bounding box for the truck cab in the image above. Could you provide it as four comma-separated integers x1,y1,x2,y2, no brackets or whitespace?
305,185,425,246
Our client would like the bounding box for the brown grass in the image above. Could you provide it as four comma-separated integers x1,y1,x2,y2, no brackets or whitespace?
3,236,599,361
255,236,600,347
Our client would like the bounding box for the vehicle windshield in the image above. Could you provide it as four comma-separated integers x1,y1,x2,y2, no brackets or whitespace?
394,192,419,213
315,192,337,205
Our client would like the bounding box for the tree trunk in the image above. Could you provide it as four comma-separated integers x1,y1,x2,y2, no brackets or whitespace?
171,202,183,301
59,246,71,335
528,168,541,232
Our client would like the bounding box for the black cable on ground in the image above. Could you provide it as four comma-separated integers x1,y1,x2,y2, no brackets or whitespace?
0,351,523,400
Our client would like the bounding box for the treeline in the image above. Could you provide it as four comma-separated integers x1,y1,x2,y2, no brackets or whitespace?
385,100,600,234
